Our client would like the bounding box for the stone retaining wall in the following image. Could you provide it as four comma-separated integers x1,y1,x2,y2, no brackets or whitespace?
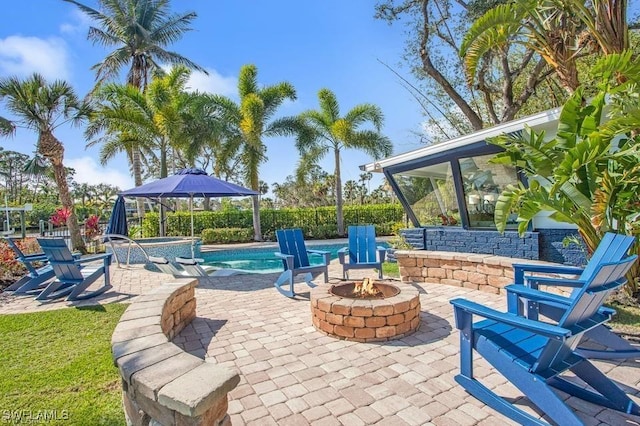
111,280,240,426
395,250,567,295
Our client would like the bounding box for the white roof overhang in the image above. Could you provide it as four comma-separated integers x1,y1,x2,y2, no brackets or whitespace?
361,107,561,173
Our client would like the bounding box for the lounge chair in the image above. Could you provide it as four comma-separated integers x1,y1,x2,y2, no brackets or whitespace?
149,256,239,278
274,228,330,296
36,238,113,301
175,257,216,276
4,237,55,294
451,255,639,425
509,232,639,359
338,225,386,279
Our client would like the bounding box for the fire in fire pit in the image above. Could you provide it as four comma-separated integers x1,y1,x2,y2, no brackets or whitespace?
330,278,400,299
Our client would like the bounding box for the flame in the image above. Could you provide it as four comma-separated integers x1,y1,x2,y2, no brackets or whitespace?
353,277,382,298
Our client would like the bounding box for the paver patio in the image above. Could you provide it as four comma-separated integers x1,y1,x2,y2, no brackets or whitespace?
1,260,639,425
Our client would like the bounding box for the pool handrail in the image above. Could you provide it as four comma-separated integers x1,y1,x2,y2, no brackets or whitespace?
103,234,150,268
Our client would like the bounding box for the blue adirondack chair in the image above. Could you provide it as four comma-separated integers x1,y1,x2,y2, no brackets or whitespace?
451,255,639,426
36,238,113,301
509,232,639,359
274,228,330,297
338,225,387,280
4,237,55,294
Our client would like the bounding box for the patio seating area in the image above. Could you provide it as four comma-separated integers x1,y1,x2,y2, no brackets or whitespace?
1,259,639,425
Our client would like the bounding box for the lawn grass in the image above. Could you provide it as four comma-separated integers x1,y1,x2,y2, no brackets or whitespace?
382,261,400,278
607,302,640,336
0,304,127,425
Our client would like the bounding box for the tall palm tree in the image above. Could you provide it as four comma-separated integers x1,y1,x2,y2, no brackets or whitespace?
208,64,298,240
0,74,91,251
66,0,206,215
295,89,392,235
64,0,205,89
87,67,195,177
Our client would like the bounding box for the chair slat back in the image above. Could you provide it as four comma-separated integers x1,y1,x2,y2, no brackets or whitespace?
6,237,37,275
37,238,84,282
276,229,310,269
348,225,378,264
579,233,634,281
533,255,637,373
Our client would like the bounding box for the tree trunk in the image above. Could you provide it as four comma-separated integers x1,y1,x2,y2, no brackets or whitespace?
420,0,484,131
38,131,86,253
131,146,145,218
251,194,261,241
334,148,344,236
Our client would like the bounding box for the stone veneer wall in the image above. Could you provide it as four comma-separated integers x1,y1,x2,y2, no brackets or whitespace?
400,227,588,265
111,280,240,426
395,250,564,295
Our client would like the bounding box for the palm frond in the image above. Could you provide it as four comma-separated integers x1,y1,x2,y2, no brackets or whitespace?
317,89,340,122
344,104,384,130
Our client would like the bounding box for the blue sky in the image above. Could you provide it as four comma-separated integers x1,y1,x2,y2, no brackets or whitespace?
0,0,426,193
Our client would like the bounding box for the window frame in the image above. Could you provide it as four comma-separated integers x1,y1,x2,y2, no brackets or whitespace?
384,141,524,230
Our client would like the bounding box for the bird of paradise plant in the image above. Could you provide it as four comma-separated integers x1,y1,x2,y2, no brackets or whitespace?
489,51,640,296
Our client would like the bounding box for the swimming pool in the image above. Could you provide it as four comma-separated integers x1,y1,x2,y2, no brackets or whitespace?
201,242,390,274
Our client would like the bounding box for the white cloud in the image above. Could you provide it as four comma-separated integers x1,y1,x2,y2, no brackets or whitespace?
0,36,71,80
185,68,237,97
66,157,134,190
60,9,93,35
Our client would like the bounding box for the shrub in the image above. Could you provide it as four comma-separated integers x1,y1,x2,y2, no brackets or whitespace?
200,228,253,244
0,237,41,284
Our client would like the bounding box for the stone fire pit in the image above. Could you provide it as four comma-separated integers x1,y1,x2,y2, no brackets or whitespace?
310,280,420,342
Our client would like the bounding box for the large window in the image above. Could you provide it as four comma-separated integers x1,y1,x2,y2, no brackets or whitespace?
392,163,461,227
459,155,519,229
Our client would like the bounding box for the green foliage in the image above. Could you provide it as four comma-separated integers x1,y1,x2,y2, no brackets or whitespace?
489,51,640,295
26,203,57,227
0,304,127,424
200,228,253,244
141,204,404,240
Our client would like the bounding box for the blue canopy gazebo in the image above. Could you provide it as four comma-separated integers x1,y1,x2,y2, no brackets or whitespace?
110,168,258,257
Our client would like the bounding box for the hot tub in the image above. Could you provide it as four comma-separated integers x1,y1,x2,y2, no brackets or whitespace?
106,237,202,264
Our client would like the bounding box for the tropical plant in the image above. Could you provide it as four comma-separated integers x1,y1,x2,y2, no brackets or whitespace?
461,0,630,94
64,0,205,89
87,67,198,192
490,51,640,295
50,207,73,227
206,64,299,240
67,0,205,216
294,88,393,235
0,74,91,252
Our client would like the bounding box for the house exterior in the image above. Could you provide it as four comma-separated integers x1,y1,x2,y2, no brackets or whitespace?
361,108,585,265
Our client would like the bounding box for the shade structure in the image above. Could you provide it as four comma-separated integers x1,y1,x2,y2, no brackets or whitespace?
119,168,258,198
119,169,258,257
105,195,128,237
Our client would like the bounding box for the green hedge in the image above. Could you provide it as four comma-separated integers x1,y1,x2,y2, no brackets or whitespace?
140,204,404,240
201,228,253,244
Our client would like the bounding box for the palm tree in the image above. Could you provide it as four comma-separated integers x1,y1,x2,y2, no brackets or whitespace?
0,74,91,251
208,64,298,240
66,0,206,215
88,66,195,178
295,89,392,235
64,0,205,90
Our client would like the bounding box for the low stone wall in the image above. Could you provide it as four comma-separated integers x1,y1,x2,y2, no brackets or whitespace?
111,280,240,426
395,250,563,294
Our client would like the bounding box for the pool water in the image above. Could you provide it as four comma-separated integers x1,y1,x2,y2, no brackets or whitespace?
201,242,390,274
